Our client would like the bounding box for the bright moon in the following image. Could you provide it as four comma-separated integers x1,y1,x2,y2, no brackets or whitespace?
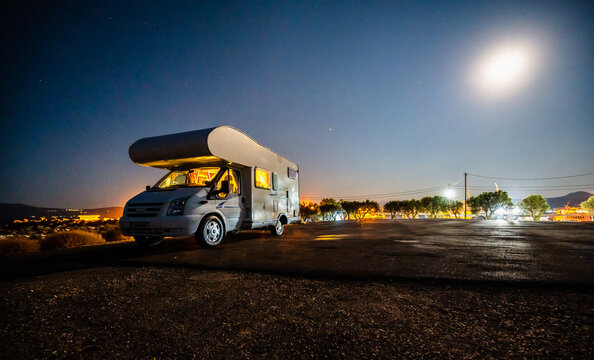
472,42,537,97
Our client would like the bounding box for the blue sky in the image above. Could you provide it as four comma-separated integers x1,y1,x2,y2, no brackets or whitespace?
1,1,592,208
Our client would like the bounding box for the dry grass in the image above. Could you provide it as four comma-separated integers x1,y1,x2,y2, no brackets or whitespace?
0,237,41,256
100,224,124,242
41,231,105,251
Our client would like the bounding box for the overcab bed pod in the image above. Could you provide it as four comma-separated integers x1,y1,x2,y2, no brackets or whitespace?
121,126,300,248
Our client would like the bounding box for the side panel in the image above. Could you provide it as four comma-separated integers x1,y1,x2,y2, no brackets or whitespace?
249,161,300,229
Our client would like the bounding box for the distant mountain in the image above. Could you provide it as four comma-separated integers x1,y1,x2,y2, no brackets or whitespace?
0,203,123,223
0,203,53,222
546,191,592,209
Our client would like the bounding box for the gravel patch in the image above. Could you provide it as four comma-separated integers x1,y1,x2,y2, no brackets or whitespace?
1,266,592,359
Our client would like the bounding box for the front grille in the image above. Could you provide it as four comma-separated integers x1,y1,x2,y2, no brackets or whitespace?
126,202,163,217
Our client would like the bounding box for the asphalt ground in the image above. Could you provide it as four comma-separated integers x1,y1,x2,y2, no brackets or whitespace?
3,219,593,286
1,219,593,358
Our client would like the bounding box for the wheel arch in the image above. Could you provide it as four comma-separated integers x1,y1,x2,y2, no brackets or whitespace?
198,211,227,234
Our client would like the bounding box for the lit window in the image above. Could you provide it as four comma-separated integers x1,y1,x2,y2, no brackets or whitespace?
215,169,241,198
255,168,271,189
157,167,220,188
188,167,220,186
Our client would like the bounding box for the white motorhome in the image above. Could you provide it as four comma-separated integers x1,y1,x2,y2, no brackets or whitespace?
119,126,300,247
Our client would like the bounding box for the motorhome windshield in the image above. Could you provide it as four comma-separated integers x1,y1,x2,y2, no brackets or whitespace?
156,167,221,188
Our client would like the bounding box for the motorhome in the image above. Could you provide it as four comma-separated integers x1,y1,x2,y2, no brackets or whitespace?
119,126,300,247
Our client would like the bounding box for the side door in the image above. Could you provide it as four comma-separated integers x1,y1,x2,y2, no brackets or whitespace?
213,169,243,231
271,172,288,215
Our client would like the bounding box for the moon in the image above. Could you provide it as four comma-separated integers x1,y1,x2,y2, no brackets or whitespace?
472,42,537,97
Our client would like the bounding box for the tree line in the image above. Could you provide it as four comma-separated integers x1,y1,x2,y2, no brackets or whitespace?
467,191,550,220
300,198,381,222
300,191,554,221
384,196,463,219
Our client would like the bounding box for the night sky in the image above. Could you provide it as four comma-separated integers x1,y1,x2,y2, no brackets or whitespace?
1,1,592,208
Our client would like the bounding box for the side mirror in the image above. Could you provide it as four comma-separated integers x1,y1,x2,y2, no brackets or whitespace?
207,181,230,199
219,180,230,194
146,185,151,191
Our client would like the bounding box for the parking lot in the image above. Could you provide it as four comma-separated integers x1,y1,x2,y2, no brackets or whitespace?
123,219,594,285
1,219,593,358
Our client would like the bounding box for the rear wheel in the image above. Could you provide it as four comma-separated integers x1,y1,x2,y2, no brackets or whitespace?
196,215,225,248
270,220,284,236
134,236,163,247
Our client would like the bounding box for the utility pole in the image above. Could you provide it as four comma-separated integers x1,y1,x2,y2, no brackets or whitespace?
464,172,467,220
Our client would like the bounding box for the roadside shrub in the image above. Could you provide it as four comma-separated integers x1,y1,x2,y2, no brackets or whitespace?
41,231,105,251
0,237,41,256
100,224,124,242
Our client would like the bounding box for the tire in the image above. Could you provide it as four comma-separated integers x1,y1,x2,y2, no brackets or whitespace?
134,236,163,247
270,220,284,236
196,215,225,248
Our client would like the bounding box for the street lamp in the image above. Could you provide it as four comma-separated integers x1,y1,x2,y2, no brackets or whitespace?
445,187,454,200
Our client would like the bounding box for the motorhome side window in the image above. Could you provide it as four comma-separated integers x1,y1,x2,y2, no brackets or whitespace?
255,168,271,189
288,167,297,179
215,169,240,198
272,173,278,190
157,167,220,188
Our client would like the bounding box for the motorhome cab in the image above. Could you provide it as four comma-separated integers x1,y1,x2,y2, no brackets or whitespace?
119,126,300,247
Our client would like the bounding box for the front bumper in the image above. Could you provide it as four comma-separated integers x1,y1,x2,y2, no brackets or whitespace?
119,215,202,238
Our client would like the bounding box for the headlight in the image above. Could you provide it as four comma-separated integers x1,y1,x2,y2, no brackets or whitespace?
167,197,189,216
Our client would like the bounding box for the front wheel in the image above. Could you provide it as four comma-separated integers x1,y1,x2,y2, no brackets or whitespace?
270,220,284,236
196,215,225,248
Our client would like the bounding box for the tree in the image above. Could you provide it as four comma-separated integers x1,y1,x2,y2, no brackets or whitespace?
421,196,448,218
299,202,319,222
319,198,341,221
447,200,463,218
340,200,359,220
519,195,549,221
467,191,513,219
466,196,482,216
581,195,594,215
353,200,380,220
401,199,422,219
384,200,403,218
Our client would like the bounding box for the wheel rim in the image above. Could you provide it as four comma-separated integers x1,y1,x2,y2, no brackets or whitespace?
275,221,283,234
204,219,222,245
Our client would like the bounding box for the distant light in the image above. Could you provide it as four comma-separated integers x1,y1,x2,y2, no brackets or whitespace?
472,42,537,97
512,206,523,215
444,188,454,199
494,207,506,215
